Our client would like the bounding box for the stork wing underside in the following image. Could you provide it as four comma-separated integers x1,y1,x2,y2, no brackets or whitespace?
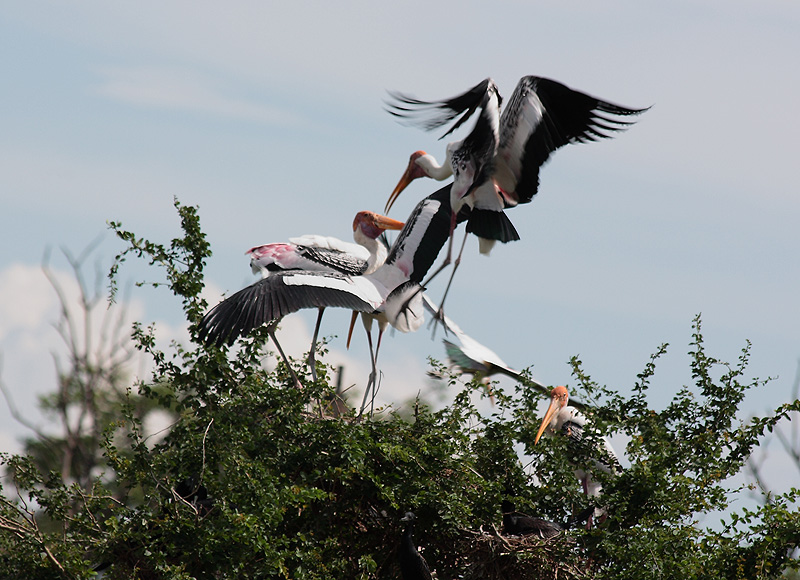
386,186,463,284
443,339,482,372
198,271,382,347
496,76,648,205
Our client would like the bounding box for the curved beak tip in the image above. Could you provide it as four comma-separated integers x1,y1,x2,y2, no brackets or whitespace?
386,164,416,213
534,397,561,445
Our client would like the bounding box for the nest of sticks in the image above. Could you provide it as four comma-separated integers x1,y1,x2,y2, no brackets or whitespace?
437,524,590,580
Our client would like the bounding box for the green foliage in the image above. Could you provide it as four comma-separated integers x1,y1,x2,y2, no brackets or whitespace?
108,197,211,325
1,201,799,579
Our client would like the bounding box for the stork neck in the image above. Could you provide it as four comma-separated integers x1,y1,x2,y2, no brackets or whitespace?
353,229,387,275
418,153,453,181
363,237,387,274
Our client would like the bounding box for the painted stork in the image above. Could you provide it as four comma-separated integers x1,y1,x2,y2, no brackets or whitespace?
386,76,648,317
422,294,596,411
422,294,547,394
197,185,468,387
534,385,620,524
399,512,433,580
247,210,403,383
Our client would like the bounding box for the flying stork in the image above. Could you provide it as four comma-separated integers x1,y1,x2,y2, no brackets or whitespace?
197,185,469,392
247,210,403,383
386,76,648,317
422,294,596,411
534,385,620,525
422,294,548,398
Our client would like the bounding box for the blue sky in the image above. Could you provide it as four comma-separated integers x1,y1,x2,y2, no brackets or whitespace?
1,2,799,500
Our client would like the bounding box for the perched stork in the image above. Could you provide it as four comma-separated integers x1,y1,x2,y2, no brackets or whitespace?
399,512,433,580
386,76,648,316
247,211,403,382
534,385,620,524
198,185,467,389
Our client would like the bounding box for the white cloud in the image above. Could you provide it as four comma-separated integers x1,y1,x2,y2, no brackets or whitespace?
0,264,56,340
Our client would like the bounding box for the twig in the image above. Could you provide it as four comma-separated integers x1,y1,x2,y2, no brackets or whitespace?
0,356,57,444
200,418,214,484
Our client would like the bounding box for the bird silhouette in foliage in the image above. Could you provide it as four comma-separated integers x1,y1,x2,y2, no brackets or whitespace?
399,512,433,580
501,500,563,539
175,476,215,516
501,499,594,539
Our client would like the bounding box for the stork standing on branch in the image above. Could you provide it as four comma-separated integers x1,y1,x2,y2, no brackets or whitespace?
535,385,620,525
247,210,403,382
198,185,468,400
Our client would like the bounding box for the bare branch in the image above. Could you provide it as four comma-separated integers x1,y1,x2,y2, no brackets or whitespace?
0,356,57,445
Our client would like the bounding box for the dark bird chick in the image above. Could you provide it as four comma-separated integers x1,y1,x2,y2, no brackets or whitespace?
399,512,433,580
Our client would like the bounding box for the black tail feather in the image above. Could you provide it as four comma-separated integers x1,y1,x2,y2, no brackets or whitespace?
466,208,520,243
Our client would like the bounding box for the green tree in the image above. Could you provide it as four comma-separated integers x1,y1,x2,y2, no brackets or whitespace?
1,199,798,579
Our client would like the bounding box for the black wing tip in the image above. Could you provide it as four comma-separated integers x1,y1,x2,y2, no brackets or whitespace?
197,313,238,348
596,101,653,117
385,79,500,138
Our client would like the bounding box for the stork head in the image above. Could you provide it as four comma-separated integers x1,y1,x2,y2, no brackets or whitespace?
534,386,570,445
352,210,405,240
400,511,417,523
385,150,430,213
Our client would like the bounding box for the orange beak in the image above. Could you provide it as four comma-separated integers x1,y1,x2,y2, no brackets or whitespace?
353,211,405,233
371,213,405,231
346,311,359,349
385,163,416,213
385,151,427,213
534,390,565,444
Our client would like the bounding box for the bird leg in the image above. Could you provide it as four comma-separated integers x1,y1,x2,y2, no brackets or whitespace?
428,229,469,338
350,312,376,418
366,328,386,416
268,326,302,389
358,322,388,418
357,328,378,418
307,307,325,383
419,210,459,289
